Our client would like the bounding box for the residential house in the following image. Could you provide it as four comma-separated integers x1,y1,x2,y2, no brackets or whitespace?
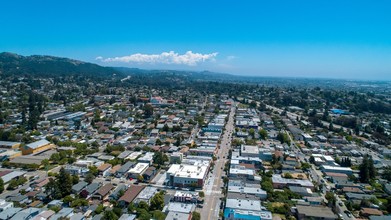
92,183,114,201
72,181,88,194
80,182,101,199
118,185,146,207
97,163,112,177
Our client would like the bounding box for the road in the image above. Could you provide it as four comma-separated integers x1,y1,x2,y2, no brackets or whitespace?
201,102,236,220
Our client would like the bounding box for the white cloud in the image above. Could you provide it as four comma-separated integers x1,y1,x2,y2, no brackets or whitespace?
226,55,237,61
96,51,218,66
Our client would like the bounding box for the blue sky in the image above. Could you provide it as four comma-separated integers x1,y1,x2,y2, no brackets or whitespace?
1,0,390,80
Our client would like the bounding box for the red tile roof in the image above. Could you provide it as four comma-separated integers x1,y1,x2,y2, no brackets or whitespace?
118,185,146,203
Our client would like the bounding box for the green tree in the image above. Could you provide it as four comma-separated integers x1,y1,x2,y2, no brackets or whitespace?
0,178,4,193
128,202,136,213
143,104,154,118
138,200,150,211
62,195,74,206
41,159,50,167
88,166,99,176
46,178,62,199
284,173,293,179
152,210,166,220
138,209,151,220
71,198,88,207
259,129,268,140
150,192,165,211
382,166,391,181
137,175,144,183
249,128,255,139
277,132,291,145
162,124,169,132
95,204,104,214
368,156,376,179
191,211,201,220
359,154,376,183
301,162,311,171
325,192,336,207
309,156,315,164
103,210,118,220
153,152,168,167
155,139,162,145
85,173,95,184
72,174,79,184
58,167,73,197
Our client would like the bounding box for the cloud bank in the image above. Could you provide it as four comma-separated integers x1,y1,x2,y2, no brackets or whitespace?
96,51,218,66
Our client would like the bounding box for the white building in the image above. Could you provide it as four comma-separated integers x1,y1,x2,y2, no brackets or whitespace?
241,145,259,157
166,164,208,188
128,163,149,179
138,152,155,165
134,186,158,205
0,199,13,212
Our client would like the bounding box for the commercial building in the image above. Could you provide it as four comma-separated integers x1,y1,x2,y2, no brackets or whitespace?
0,171,26,183
164,202,195,214
188,146,216,157
229,168,255,180
224,198,272,220
295,205,336,220
0,141,21,149
241,145,259,158
227,185,267,200
224,209,272,220
21,139,55,155
272,175,314,190
165,211,191,220
258,149,273,162
172,191,200,203
166,164,208,188
321,165,353,175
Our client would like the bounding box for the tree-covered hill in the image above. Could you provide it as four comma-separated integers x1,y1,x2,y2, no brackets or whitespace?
0,52,121,78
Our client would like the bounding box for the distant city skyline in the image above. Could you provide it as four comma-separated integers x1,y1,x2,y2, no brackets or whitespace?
1,0,390,80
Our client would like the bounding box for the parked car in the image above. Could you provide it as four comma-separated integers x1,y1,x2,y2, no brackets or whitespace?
344,210,352,218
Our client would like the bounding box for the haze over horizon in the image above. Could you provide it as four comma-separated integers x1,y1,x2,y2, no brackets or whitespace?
1,0,390,80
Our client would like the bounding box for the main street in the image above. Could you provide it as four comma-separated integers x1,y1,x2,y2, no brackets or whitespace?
201,102,236,220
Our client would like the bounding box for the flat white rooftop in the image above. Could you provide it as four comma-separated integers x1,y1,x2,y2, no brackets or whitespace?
167,164,208,179
128,163,149,174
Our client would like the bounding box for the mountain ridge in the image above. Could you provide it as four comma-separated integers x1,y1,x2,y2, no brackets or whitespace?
0,52,121,78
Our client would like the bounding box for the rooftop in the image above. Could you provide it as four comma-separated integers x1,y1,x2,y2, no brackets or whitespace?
26,139,50,149
128,163,149,174
167,163,208,179
296,205,336,219
225,198,262,211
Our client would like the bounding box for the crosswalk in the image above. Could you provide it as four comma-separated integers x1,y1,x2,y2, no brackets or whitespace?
205,190,222,195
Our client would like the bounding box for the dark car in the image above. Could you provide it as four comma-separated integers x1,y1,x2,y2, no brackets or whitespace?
344,210,352,218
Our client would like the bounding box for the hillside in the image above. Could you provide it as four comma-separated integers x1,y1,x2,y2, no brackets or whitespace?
0,52,121,78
